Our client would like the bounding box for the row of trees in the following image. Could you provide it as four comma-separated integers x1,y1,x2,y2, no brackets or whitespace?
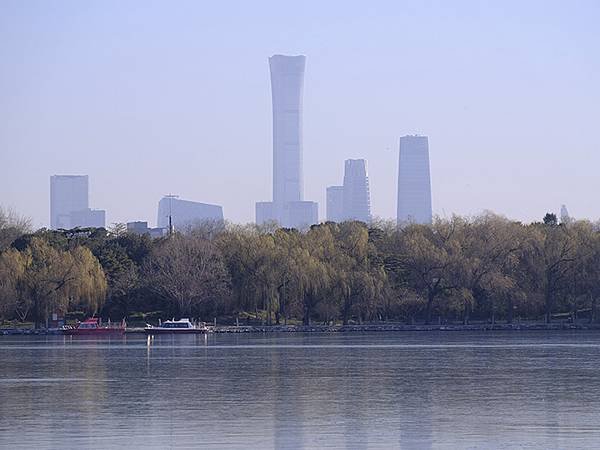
1,207,600,326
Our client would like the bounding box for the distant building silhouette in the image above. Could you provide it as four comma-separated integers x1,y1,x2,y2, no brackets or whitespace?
342,159,371,223
284,201,318,229
256,55,318,229
255,202,277,226
50,175,106,229
157,196,223,231
70,209,106,228
560,204,570,224
326,159,371,223
397,135,432,225
127,221,166,239
326,186,344,222
271,54,304,208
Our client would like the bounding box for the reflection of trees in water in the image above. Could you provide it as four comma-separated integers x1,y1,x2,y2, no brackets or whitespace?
37,337,111,443
396,364,433,450
15,333,597,448
341,347,369,450
272,345,304,449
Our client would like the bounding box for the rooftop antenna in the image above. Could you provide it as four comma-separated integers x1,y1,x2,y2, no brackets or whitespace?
165,194,179,236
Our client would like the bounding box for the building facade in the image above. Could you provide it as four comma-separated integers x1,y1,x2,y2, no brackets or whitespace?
270,54,305,207
50,175,106,229
342,159,371,223
326,159,371,224
127,221,166,239
157,196,223,231
70,209,106,228
255,201,277,225
283,201,318,230
326,186,344,222
397,135,432,225
50,175,89,229
256,54,318,229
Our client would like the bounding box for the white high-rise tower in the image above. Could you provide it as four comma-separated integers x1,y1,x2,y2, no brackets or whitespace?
397,135,432,225
256,55,318,229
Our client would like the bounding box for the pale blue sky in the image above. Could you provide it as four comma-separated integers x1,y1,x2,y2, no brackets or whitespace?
1,0,599,228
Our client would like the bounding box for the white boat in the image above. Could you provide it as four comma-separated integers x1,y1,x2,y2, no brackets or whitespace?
144,318,208,334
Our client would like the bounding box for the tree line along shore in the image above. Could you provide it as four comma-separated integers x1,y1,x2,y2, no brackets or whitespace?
1,207,600,330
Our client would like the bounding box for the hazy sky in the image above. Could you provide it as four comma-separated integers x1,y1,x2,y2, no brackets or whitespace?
1,0,599,228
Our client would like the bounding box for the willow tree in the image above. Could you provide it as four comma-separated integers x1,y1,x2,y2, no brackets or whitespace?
565,221,600,322
0,248,27,320
217,225,267,320
451,214,523,324
0,206,31,252
522,221,578,323
295,248,330,326
70,246,108,314
396,219,461,324
0,238,107,326
271,229,304,324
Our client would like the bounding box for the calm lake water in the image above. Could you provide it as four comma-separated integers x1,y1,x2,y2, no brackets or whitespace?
1,331,600,449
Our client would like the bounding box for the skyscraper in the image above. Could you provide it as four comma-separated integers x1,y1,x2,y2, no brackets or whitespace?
50,175,106,229
256,54,318,229
50,175,89,229
560,204,570,224
270,54,305,207
342,159,371,223
326,186,344,222
397,135,432,225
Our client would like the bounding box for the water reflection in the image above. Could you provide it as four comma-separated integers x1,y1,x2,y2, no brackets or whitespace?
2,332,600,449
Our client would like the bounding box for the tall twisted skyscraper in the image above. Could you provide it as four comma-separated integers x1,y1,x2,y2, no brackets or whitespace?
256,55,318,229
397,135,432,224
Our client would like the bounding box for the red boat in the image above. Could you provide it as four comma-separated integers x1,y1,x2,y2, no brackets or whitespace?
61,318,125,336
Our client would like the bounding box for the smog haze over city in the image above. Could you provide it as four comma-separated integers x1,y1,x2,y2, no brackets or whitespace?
1,0,599,227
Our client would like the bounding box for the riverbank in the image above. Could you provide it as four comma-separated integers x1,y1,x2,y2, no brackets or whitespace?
3,322,600,335
207,322,600,333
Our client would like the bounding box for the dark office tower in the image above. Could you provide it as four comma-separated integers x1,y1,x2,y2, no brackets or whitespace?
342,159,371,223
397,135,432,225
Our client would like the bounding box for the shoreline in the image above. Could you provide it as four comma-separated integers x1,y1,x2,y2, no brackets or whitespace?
3,322,600,335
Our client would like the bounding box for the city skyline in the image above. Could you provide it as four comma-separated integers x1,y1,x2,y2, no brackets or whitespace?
1,1,599,228
2,4,600,448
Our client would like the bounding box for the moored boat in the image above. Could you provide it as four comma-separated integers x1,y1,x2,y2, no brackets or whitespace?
61,318,125,336
144,318,208,334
